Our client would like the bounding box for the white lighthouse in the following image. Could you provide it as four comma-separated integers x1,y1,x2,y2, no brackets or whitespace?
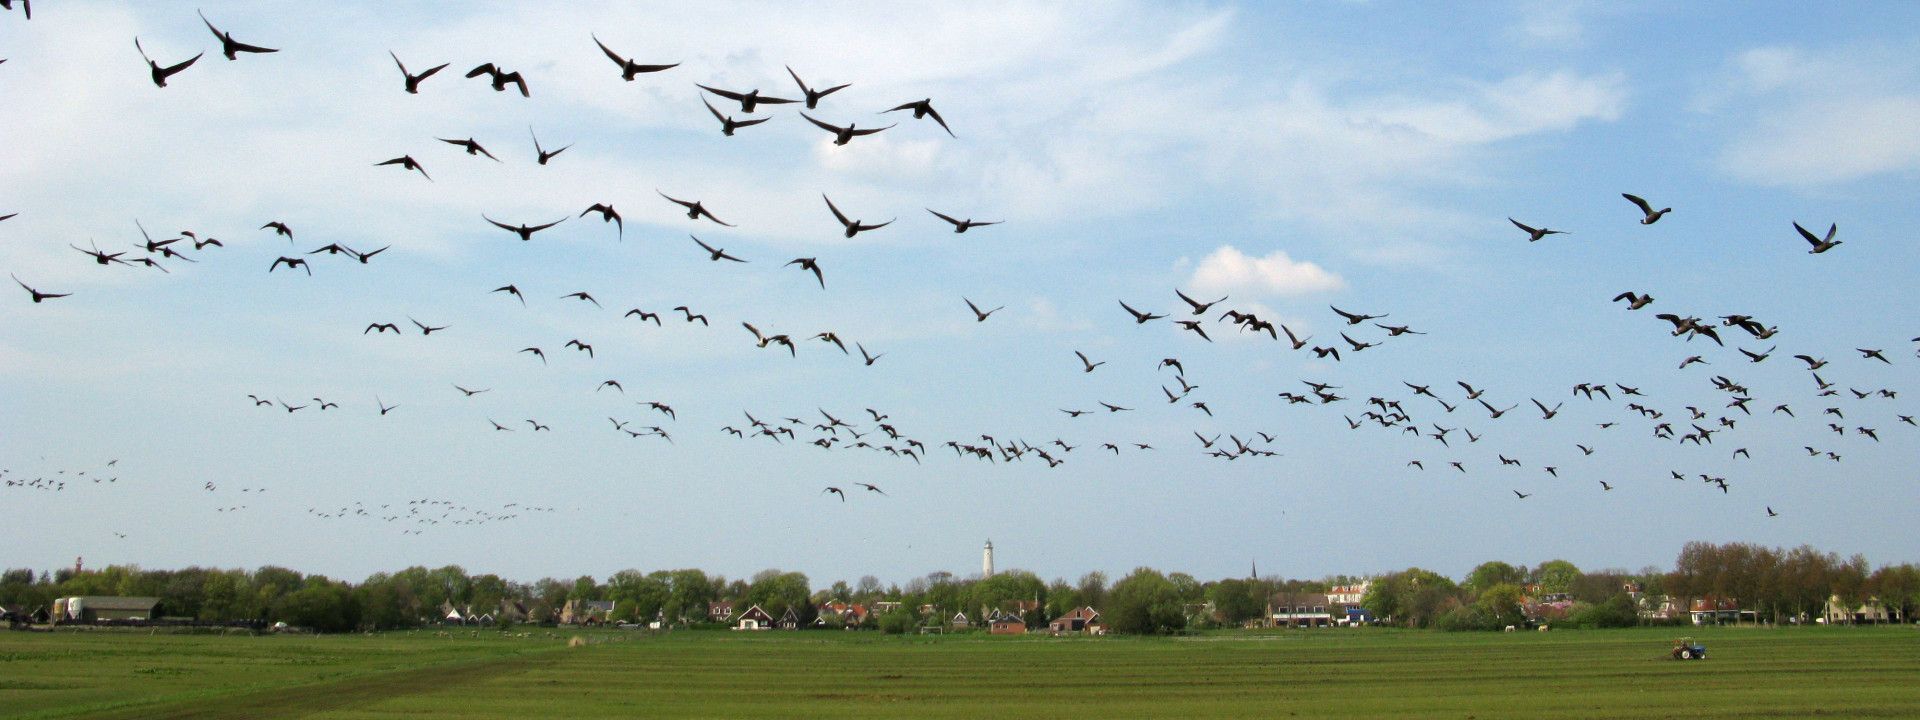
983,539,995,577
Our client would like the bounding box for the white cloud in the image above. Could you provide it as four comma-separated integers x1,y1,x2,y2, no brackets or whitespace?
1712,45,1920,186
1186,246,1345,298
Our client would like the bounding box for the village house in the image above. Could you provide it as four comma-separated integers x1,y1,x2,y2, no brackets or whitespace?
1327,581,1370,606
949,611,971,629
1689,596,1757,625
1048,606,1102,634
988,611,1027,635
1266,594,1334,628
558,599,616,625
708,600,736,623
734,604,774,630
1822,595,1900,625
777,607,801,630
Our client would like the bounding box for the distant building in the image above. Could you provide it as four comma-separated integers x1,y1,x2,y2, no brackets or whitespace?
57,596,159,622
950,611,971,629
708,601,736,623
734,604,774,631
1689,596,1756,625
1267,594,1333,628
1049,606,1101,634
988,611,1026,635
777,607,802,630
983,539,995,578
1327,582,1370,606
559,599,616,625
1823,595,1899,625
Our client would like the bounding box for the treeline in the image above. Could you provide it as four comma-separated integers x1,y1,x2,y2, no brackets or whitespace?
2,542,1913,633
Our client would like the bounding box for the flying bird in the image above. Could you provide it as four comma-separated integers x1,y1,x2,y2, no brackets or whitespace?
375,155,431,181
823,195,892,238
484,215,566,241
1622,193,1670,224
963,298,1002,322
529,127,572,165
927,209,1000,233
1074,351,1105,373
409,318,446,335
390,51,448,94
581,204,623,239
492,284,526,305
560,291,602,308
698,84,797,113
1794,222,1841,254
691,236,747,262
1611,292,1653,310
659,192,734,226
701,97,770,136
1509,218,1565,242
592,34,677,80
800,112,892,145
199,10,277,60
268,256,311,275
1119,300,1165,324
884,99,954,136
12,274,69,303
1330,306,1386,325
857,343,884,366
822,486,846,501
786,258,825,288
466,63,529,96
438,137,501,161
786,66,849,108
135,37,201,88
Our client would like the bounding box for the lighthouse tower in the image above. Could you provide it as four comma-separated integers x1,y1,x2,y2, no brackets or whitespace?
983,540,995,578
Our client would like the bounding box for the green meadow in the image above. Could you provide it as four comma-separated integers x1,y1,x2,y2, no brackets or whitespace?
3,626,1917,719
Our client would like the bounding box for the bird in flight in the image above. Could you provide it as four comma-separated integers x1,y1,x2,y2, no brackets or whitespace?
1175,289,1227,316
786,258,825,288
560,291,602,308
1509,218,1565,242
1330,306,1386,325
199,10,277,61
592,34,677,80
800,113,892,146
701,97,770,136
1611,291,1653,310
822,486,847,502
409,318,446,335
698,84,796,113
1119,300,1165,324
376,155,431,181
492,284,526,306
691,236,747,263
1794,222,1841,254
467,63,529,97
439,137,501,162
581,204,623,240
1513,490,1531,499
1074,351,1105,373
135,37,201,88
786,66,850,109
926,209,1001,233
884,99,954,136
964,297,1003,322
13,274,69,303
857,343,884,366
485,215,566,241
1622,193,1670,225
269,256,312,275
529,127,572,165
390,52,448,94
453,385,490,397
365,322,400,335
659,192,734,226
823,195,892,238
261,221,294,241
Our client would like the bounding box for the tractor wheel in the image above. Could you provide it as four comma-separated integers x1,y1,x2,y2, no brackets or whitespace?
1678,649,1693,660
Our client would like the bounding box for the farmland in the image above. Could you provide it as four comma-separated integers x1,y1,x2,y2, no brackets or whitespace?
3,626,1917,719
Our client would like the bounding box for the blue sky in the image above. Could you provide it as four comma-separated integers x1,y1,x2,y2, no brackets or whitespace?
2,1,1917,588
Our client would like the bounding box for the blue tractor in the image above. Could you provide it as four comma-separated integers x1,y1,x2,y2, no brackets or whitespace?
1670,636,1708,660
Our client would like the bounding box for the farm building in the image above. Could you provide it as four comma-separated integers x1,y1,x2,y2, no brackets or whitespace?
1049,606,1101,634
988,612,1026,635
559,599,616,625
1267,594,1334,627
57,596,159,622
734,604,774,630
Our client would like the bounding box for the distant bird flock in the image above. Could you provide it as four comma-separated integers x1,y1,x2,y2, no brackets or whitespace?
2,4,1913,543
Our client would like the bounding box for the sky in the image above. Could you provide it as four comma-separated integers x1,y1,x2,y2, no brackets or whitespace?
2,1,1918,589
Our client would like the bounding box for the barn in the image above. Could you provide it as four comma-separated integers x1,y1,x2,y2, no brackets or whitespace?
61,596,160,622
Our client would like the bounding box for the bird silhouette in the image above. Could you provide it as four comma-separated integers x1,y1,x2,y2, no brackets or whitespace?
884,99,954,136
1622,193,1670,224
485,215,566,241
1510,218,1566,242
659,192,734,226
134,37,201,88
390,52,448,94
701,97,770,136
466,63,529,96
376,155,431,181
800,112,892,145
592,34,677,80
964,297,1003,322
786,66,849,108
199,11,277,60
1794,222,1841,254
823,195,892,238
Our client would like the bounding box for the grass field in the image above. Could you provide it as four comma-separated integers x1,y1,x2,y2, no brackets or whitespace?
3,625,1918,719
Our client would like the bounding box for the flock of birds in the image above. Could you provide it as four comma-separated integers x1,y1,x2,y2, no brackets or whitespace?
3,5,1915,551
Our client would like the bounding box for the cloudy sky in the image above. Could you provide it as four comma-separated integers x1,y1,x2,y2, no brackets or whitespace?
3,1,1917,588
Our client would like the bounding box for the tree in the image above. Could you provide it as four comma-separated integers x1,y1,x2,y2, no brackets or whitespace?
1464,561,1526,594
1363,568,1458,628
1473,583,1527,627
1207,578,1265,625
1105,567,1185,634
1532,560,1581,595
1076,571,1108,610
